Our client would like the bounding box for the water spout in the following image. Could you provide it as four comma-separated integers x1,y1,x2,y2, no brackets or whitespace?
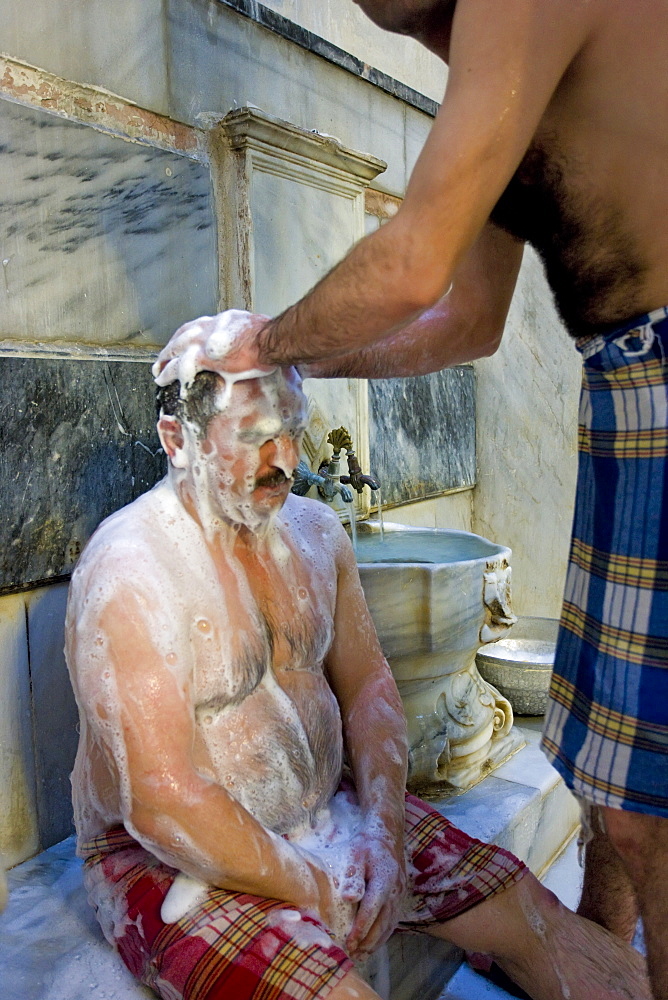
347,502,357,555
375,487,385,543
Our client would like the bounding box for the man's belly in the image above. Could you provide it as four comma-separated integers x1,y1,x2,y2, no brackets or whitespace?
193,670,343,835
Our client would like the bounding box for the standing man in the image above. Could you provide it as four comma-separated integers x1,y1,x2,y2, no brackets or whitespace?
159,1,668,996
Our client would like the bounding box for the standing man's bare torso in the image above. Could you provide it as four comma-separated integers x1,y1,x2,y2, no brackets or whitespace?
485,1,668,335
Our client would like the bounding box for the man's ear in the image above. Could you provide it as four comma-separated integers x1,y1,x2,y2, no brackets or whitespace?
157,415,185,461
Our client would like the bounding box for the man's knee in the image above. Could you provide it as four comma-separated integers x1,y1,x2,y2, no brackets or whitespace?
430,871,562,956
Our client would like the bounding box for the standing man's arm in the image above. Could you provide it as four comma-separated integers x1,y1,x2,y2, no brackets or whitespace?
241,0,596,371
301,221,524,378
325,529,410,956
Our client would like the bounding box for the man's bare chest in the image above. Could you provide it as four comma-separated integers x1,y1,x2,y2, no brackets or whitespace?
190,549,335,711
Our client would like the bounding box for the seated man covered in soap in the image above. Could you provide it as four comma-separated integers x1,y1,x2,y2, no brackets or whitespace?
65,310,649,1000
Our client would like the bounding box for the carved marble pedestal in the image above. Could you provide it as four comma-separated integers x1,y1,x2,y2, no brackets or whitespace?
356,523,525,793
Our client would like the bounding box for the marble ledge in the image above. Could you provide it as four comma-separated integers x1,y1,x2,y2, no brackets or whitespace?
434,723,580,878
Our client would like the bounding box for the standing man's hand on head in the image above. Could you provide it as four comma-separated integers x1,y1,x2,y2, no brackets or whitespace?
215,0,596,380
153,310,273,383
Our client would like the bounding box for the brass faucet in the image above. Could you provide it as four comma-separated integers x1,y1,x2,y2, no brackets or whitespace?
291,427,380,504
319,427,380,494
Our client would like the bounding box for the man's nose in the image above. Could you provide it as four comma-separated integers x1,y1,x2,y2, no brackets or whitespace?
267,434,300,477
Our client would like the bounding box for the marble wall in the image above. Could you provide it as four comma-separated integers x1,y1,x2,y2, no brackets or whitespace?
257,0,447,103
369,367,475,507
0,358,164,592
473,249,581,618
0,99,217,348
0,594,38,868
0,0,436,199
0,584,75,867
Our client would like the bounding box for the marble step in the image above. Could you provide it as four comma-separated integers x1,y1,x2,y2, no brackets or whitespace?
0,723,578,1000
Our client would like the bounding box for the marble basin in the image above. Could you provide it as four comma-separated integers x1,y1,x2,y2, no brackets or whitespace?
356,522,525,794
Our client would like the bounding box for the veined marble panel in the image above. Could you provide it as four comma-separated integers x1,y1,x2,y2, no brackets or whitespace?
0,358,165,592
0,99,217,347
369,367,476,507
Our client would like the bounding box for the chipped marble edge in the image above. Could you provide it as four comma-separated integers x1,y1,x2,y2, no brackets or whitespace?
0,53,206,161
0,340,159,362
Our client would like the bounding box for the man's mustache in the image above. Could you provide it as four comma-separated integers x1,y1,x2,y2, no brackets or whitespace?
254,470,291,489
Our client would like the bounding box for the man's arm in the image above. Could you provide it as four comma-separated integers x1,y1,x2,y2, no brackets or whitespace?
252,0,596,369
76,586,340,924
324,529,409,954
301,222,523,378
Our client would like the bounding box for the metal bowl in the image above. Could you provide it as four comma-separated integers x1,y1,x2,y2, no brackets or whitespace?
475,617,559,715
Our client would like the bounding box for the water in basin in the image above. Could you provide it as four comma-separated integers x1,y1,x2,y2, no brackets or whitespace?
354,530,502,565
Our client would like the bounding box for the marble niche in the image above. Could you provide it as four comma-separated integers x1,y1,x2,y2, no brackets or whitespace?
212,106,386,518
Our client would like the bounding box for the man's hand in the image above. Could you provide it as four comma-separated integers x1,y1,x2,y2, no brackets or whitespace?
153,310,273,385
344,826,407,958
298,847,365,947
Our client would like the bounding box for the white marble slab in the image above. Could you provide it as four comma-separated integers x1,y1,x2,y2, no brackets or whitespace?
540,834,582,911
0,98,217,348
0,0,168,113
436,724,580,877
0,593,39,868
1,838,150,1000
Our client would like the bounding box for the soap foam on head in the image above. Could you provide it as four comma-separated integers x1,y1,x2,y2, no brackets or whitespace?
152,309,275,404
154,310,306,538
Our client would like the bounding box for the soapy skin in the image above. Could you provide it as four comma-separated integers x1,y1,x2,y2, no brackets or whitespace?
66,312,655,1000
66,311,409,956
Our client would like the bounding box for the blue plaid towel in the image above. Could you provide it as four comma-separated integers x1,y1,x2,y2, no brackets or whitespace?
542,307,668,815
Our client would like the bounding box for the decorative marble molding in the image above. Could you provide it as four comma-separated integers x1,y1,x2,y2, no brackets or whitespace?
213,0,440,118
212,106,386,310
220,106,387,182
213,106,386,518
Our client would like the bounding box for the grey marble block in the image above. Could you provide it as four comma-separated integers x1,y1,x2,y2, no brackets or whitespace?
0,98,217,347
0,357,165,592
27,584,78,849
369,367,476,506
